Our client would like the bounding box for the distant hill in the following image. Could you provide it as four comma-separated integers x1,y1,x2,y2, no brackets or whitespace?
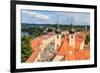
21,23,90,30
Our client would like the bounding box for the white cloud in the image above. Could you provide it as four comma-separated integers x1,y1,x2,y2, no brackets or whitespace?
57,12,90,25
22,10,50,20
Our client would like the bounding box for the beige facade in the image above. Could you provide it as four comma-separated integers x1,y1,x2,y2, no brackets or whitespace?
69,34,75,48
54,34,61,51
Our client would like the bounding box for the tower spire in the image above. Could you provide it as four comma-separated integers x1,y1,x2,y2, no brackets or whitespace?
57,15,59,29
71,23,73,30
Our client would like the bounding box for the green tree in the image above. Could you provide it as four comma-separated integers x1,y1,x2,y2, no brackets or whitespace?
21,36,32,62
85,34,90,44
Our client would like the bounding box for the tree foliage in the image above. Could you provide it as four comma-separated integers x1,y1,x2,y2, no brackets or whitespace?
85,34,90,44
21,36,32,62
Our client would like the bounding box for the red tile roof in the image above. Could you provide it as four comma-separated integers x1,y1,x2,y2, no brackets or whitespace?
26,32,90,62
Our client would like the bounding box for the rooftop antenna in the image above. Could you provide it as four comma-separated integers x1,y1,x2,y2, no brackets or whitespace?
71,23,73,30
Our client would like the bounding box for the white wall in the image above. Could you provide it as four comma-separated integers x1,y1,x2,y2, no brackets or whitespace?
0,0,99,73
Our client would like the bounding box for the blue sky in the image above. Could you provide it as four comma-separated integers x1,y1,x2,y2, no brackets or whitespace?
21,10,90,25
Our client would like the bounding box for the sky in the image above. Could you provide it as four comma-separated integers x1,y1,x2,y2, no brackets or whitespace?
21,10,90,25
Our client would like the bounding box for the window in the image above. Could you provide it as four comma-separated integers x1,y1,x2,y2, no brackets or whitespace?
71,35,73,39
57,35,59,39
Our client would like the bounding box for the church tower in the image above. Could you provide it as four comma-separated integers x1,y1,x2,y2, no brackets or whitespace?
69,23,75,48
54,33,61,50
69,34,75,48
54,16,61,50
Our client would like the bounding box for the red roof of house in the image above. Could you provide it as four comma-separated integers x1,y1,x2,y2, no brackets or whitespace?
26,32,55,63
